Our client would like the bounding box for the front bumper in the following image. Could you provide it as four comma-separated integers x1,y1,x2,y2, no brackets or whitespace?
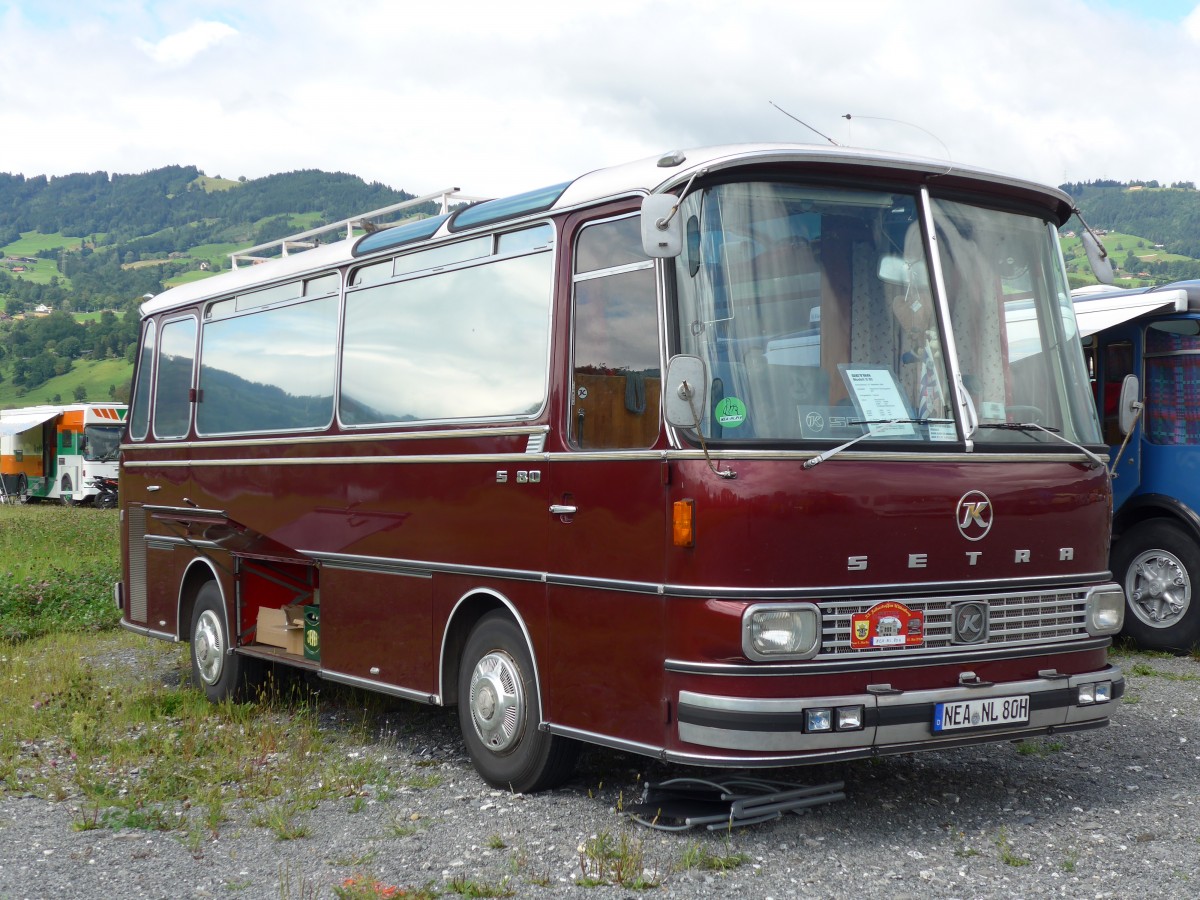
675,664,1123,760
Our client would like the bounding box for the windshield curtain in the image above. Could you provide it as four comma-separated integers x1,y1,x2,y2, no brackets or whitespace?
671,181,1101,449
930,198,1101,446
673,182,953,444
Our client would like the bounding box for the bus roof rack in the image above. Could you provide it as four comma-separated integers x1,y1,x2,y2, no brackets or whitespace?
228,187,488,269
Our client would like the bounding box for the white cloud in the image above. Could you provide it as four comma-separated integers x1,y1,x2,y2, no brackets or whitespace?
136,20,238,67
1,1,1199,196
1186,3,1200,40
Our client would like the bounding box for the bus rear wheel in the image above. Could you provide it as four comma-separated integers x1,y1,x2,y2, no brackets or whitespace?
457,611,579,793
1114,520,1200,653
190,581,262,702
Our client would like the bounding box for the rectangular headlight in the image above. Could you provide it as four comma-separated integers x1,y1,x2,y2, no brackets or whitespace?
743,603,821,661
836,705,865,731
1084,584,1124,636
1078,683,1095,705
805,708,832,732
1095,681,1112,703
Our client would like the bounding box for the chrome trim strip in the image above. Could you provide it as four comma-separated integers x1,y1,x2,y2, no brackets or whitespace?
438,587,546,720
664,637,1112,676
119,443,1107,467
320,669,440,705
144,504,228,518
319,557,432,578
121,424,549,453
544,723,666,759
145,535,222,552
118,619,178,643
294,550,1109,602
662,571,1112,600
302,550,544,583
124,453,555,469
545,573,662,595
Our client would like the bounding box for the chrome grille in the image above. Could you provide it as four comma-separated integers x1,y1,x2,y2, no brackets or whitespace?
820,588,1090,658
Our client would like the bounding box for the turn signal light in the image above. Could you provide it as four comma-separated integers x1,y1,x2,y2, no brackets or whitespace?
673,499,695,548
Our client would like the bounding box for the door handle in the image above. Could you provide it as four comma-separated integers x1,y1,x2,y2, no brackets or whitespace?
549,504,578,515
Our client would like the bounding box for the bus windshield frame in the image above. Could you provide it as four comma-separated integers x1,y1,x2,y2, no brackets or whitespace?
669,180,1102,449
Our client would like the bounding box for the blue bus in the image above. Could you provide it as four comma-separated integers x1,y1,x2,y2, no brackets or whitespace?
1077,280,1200,651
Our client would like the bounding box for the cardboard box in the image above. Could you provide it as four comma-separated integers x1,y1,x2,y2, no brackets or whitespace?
256,605,305,655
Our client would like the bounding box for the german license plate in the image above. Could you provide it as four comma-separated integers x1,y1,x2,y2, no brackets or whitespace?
933,695,1029,732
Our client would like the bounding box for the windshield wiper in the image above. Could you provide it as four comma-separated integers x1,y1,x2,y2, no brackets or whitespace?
803,418,935,469
977,421,1106,468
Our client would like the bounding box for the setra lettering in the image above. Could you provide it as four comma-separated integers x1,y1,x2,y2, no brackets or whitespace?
845,548,1076,571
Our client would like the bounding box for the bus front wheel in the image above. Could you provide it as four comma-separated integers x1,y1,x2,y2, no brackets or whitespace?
457,611,579,793
1114,520,1200,653
190,581,262,702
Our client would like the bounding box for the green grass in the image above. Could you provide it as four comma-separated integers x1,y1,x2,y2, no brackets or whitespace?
1,231,85,256
0,356,132,410
190,175,241,193
0,504,121,642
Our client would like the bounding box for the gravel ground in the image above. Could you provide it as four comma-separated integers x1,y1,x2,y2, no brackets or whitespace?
1,643,1198,900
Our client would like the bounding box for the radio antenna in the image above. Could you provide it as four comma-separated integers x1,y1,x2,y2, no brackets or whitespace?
769,101,838,146
842,114,952,172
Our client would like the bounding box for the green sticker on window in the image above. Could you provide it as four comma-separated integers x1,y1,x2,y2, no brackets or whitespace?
714,396,747,428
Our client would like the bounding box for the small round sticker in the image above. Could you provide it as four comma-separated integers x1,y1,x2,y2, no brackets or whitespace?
714,396,747,428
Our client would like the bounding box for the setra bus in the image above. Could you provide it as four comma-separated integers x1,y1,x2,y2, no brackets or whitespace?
116,144,1125,792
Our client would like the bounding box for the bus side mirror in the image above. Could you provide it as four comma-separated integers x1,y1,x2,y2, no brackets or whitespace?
1118,373,1141,436
641,194,683,258
1081,230,1115,285
663,355,708,428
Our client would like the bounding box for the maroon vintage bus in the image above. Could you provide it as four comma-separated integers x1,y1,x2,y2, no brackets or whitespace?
116,144,1125,792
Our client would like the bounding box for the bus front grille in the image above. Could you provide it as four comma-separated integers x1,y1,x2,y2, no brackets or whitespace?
819,588,1091,659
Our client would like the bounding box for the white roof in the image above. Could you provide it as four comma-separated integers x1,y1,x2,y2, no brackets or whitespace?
1072,288,1190,337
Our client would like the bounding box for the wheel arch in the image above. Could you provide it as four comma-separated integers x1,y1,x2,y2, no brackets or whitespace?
178,557,225,642
439,588,542,712
1114,494,1200,547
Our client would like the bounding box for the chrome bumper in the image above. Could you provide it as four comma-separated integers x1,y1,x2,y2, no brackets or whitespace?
677,664,1123,754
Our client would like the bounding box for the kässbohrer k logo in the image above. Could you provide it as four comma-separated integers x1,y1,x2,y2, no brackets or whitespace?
956,490,993,541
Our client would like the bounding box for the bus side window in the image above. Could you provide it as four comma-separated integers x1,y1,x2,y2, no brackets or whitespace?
570,215,660,450
129,319,156,441
153,317,198,440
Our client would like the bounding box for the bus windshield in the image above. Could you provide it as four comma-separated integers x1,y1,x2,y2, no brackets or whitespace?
83,424,122,461
671,181,1101,448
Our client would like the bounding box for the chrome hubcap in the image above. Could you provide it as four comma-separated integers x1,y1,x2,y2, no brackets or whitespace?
469,650,524,753
1127,550,1191,628
193,609,225,685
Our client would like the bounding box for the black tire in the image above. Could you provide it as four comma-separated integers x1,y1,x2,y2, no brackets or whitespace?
1113,520,1200,653
189,581,263,702
60,474,74,506
15,474,27,504
97,493,117,509
457,611,579,793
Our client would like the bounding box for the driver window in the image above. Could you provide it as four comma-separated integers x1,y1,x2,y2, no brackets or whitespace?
570,215,660,450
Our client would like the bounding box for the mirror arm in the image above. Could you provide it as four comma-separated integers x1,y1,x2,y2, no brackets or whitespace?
654,168,706,232
1108,400,1143,479
681,379,736,480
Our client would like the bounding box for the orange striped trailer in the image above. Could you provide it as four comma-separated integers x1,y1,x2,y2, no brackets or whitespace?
0,403,127,503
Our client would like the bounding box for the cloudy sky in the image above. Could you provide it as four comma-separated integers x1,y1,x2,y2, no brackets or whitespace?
2,1,1199,199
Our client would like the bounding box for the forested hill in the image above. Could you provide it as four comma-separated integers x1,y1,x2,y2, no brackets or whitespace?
0,166,430,318
0,166,418,246
1063,179,1200,259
